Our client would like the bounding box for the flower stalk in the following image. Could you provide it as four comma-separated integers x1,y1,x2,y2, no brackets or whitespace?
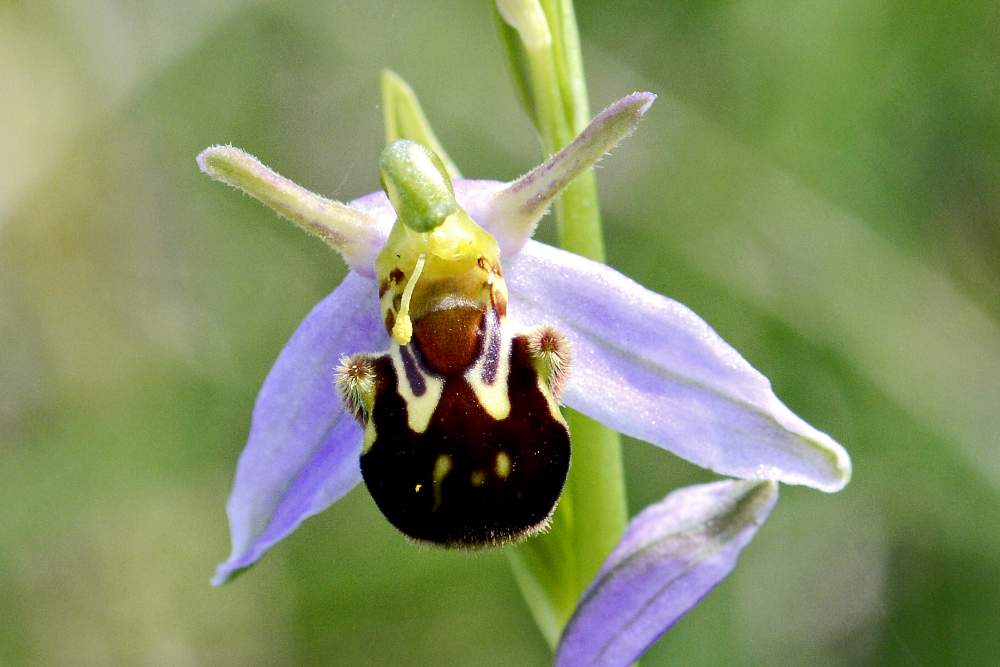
497,0,628,644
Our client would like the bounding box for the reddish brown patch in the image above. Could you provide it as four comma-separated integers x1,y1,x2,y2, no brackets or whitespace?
384,310,396,334
379,280,390,298
477,256,503,277
491,289,507,318
389,268,405,284
412,306,485,375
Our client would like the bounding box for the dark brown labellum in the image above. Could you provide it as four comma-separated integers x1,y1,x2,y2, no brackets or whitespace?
360,335,570,547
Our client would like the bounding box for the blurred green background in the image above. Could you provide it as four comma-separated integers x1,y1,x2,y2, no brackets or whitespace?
2,1,999,664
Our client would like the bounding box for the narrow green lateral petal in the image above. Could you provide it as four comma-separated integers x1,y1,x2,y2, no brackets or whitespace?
196,145,385,277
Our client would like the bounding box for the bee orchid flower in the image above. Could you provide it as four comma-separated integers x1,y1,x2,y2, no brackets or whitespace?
198,91,850,664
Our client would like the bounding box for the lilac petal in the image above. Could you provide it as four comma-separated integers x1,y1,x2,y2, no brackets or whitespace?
479,93,656,256
505,241,851,492
198,146,389,278
213,272,386,585
555,480,778,667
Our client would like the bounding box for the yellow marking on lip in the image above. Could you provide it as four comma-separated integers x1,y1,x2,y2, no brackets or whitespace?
535,374,568,428
362,420,378,454
432,454,452,511
470,470,486,487
464,324,512,421
414,483,423,493
495,451,511,479
433,454,452,483
389,344,444,434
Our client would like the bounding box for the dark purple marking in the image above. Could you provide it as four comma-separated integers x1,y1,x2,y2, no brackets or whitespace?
481,309,501,385
400,344,426,396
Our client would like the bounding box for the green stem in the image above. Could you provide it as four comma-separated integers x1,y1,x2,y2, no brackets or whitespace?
498,0,628,647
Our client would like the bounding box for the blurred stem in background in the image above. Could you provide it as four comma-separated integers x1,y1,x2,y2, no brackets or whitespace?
495,0,628,647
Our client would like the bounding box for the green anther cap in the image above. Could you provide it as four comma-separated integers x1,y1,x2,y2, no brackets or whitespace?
379,140,458,233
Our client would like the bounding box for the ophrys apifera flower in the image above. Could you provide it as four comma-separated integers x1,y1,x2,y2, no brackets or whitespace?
199,90,850,664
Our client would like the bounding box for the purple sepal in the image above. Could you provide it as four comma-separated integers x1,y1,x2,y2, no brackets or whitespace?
213,272,386,585
555,480,778,666
505,241,851,492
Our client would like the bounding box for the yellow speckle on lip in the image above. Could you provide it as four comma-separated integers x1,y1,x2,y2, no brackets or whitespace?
414,483,423,493
495,451,511,479
433,454,453,484
470,470,486,487
432,454,452,511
